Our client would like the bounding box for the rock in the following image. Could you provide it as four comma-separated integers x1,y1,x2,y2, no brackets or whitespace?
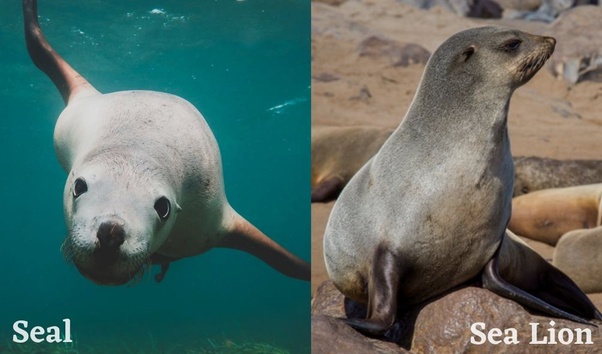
467,0,504,17
312,316,411,354
349,85,372,101
396,0,503,18
312,282,412,353
501,0,600,22
537,0,575,20
312,72,341,82
312,280,602,353
496,0,542,12
357,35,431,67
312,280,346,316
546,6,602,83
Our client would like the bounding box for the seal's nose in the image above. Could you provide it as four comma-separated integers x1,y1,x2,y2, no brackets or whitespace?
97,222,125,250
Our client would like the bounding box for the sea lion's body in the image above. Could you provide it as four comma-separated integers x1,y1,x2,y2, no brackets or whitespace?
554,227,602,294
514,156,602,196
509,183,602,246
23,0,310,285
324,27,601,335
325,114,512,305
311,125,393,203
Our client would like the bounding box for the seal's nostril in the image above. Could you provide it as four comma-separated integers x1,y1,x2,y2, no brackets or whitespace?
97,222,125,249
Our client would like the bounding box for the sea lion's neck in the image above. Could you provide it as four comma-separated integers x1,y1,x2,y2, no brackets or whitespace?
396,84,513,151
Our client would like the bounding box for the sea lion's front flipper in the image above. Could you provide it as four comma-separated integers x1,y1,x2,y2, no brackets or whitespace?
344,245,401,336
22,0,99,104
217,213,310,281
483,231,602,324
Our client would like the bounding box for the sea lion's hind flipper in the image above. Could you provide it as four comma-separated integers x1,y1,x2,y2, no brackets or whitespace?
536,266,602,321
344,244,401,336
217,214,310,281
482,237,602,324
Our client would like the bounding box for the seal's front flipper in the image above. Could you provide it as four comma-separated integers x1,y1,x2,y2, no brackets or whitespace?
343,245,401,336
154,263,170,283
483,231,602,324
217,212,310,281
150,253,180,283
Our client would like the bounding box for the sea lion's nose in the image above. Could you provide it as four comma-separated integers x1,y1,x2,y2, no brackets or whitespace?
97,222,125,250
544,36,556,47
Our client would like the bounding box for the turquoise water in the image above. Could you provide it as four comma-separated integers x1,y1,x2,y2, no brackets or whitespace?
0,0,310,353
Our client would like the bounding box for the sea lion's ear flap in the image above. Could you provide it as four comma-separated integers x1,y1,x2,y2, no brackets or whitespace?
462,45,476,62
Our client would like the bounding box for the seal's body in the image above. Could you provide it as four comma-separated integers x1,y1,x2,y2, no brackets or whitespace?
23,0,310,285
324,27,601,335
509,183,602,245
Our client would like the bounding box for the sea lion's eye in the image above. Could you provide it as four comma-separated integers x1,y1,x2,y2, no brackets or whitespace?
503,39,522,52
154,197,171,220
73,178,88,198
521,186,530,194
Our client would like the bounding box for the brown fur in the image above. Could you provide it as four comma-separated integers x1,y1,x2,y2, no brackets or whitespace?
514,156,602,196
311,125,392,203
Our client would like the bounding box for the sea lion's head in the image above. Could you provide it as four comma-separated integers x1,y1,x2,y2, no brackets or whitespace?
61,152,181,285
420,26,555,101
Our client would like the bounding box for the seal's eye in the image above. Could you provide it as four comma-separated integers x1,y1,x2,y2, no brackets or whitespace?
73,178,88,198
154,197,171,220
503,39,522,52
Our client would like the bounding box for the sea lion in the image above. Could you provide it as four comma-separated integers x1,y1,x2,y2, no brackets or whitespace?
23,0,310,285
553,227,602,293
509,183,602,246
514,156,602,196
323,26,601,336
311,125,393,203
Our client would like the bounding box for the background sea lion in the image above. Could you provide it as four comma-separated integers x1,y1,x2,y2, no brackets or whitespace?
509,183,602,246
553,227,602,293
311,125,393,203
323,26,600,336
514,156,602,196
23,0,310,285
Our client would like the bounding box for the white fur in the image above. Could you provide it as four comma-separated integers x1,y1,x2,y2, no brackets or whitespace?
57,90,234,282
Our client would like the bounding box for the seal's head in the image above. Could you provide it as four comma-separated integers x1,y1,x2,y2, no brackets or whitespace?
61,153,181,285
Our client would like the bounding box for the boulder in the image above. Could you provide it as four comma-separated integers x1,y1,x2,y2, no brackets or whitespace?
312,280,602,353
357,35,431,67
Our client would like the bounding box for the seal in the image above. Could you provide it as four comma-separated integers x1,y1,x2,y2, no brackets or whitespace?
23,0,310,285
514,156,602,196
509,183,602,246
323,26,601,336
311,125,393,203
553,227,602,294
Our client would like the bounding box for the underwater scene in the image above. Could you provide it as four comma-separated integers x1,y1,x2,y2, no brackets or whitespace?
0,0,310,353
